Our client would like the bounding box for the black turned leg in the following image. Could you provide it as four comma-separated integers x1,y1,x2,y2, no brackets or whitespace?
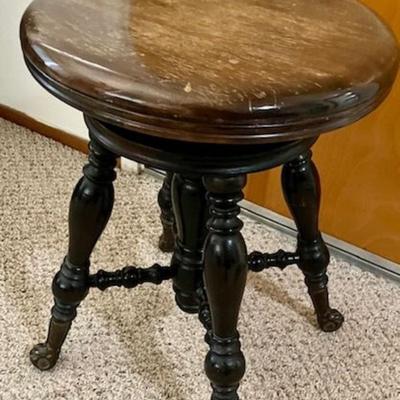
171,174,208,313
203,175,248,400
158,172,175,253
30,140,117,370
282,151,344,332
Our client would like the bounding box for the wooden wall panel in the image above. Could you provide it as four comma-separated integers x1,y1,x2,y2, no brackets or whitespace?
244,0,400,264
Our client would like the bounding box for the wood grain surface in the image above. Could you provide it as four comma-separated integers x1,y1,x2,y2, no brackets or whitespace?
20,0,399,143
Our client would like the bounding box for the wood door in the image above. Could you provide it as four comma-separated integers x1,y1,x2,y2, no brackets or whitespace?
244,0,400,264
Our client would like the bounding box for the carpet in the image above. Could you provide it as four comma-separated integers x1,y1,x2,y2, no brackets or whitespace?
0,117,400,399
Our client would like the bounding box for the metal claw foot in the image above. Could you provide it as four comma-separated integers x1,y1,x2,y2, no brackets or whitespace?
30,343,59,371
318,308,344,332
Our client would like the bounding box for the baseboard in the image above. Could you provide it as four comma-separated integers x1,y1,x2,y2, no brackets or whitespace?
0,104,130,168
146,167,400,283
0,104,89,154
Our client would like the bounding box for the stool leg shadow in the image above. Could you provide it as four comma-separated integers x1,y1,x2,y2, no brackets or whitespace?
91,287,190,400
246,272,317,327
30,138,118,370
281,150,344,333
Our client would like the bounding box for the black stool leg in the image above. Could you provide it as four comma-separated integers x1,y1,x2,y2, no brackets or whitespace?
203,175,248,400
158,172,175,253
282,150,344,332
171,174,208,313
30,140,117,370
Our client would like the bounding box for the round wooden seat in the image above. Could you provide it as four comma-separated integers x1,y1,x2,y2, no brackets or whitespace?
21,0,399,144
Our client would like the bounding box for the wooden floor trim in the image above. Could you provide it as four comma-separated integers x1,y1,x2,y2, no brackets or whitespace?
0,104,89,154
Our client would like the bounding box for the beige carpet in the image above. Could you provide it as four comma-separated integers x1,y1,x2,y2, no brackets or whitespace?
1,117,400,400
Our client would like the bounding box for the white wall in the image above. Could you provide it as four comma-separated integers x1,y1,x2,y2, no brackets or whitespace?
0,0,88,139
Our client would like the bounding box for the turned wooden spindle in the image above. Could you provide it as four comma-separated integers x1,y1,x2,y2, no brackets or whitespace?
282,151,344,332
203,175,248,400
30,139,117,370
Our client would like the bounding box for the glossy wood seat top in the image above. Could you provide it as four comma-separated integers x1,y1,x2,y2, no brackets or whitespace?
21,0,399,144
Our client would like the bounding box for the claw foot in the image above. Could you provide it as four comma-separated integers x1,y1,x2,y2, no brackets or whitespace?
318,309,344,332
30,343,59,371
